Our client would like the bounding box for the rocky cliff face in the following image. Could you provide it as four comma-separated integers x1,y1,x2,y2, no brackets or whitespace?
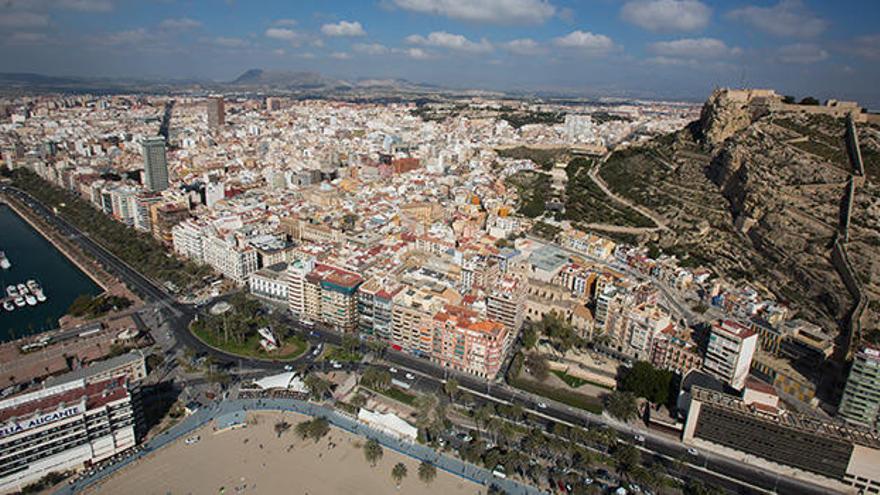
601,89,879,333
698,89,755,147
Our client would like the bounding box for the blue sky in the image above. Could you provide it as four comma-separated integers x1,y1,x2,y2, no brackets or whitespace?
1,0,879,105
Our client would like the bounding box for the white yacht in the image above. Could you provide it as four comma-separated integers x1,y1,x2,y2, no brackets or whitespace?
14,297,25,307
0,251,10,270
16,284,28,295
34,289,46,303
5,285,16,298
25,295,37,306
2,301,13,312
26,280,39,292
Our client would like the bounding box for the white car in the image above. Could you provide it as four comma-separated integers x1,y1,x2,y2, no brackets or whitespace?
389,367,398,373
536,402,548,409
283,365,293,371
687,447,699,456
184,435,200,445
634,434,646,442
405,372,415,380
332,361,343,369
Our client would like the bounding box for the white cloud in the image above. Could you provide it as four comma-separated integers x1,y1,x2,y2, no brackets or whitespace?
852,34,880,61
353,43,389,55
404,47,432,59
98,28,150,45
553,31,615,54
406,31,492,53
273,48,286,56
265,28,297,40
503,38,543,55
777,43,828,64
159,17,201,30
0,12,50,28
273,19,297,27
330,51,351,60
5,32,49,45
297,52,316,59
727,0,826,38
391,0,555,25
648,38,740,59
212,36,250,48
621,0,710,33
56,0,113,12
320,20,366,37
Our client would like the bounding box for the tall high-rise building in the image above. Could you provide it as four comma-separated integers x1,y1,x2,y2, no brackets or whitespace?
141,136,168,192
207,96,225,128
266,97,281,112
839,344,880,429
702,320,758,390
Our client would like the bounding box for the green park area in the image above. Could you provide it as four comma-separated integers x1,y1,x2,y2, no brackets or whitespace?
551,369,613,391
190,294,307,361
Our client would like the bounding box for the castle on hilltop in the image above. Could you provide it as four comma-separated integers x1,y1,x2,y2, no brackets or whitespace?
719,88,879,124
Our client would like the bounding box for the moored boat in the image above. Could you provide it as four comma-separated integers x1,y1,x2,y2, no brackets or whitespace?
25,295,37,306
2,301,13,311
14,297,25,307
0,251,10,270
5,285,16,298
34,290,46,303
16,284,28,295
26,280,39,292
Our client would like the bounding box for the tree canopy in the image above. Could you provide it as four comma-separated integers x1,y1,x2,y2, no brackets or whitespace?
619,361,674,405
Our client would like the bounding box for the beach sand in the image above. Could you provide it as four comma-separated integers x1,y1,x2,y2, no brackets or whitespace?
89,411,484,495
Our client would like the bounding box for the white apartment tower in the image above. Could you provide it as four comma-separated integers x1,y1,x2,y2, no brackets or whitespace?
703,320,758,390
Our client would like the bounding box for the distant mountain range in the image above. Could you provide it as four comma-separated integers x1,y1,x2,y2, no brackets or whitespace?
0,69,489,98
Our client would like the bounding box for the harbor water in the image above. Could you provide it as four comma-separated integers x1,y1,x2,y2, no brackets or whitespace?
0,203,102,341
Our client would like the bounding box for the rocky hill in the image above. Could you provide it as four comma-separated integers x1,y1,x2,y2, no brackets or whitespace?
599,89,880,339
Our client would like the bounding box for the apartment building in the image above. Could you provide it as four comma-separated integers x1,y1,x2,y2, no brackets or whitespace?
703,320,758,391
839,344,880,429
248,263,289,303
431,305,509,379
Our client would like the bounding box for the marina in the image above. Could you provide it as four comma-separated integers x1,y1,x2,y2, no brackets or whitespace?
1,279,48,312
0,203,101,341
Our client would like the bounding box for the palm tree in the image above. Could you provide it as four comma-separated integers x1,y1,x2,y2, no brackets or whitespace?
443,378,459,399
604,391,638,422
391,462,408,486
417,461,436,484
363,438,383,467
304,374,331,400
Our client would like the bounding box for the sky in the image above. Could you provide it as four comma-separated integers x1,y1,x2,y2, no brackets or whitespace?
1,0,879,105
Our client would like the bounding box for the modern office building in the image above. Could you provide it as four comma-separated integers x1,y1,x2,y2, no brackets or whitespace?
141,136,169,192
207,96,225,129
839,344,880,429
703,319,758,390
0,375,139,493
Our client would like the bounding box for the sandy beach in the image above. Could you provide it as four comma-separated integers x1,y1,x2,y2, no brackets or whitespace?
89,411,484,495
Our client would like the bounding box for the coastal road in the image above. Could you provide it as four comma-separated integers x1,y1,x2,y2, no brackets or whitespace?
1,185,832,494
283,317,831,495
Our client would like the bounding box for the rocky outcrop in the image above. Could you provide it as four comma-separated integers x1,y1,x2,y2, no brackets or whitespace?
698,89,756,147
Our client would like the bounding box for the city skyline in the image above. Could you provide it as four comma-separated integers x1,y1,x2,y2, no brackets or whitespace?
0,0,879,105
